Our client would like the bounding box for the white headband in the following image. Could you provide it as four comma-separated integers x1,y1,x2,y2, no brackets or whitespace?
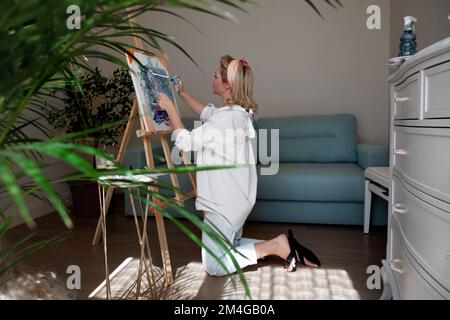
227,58,250,88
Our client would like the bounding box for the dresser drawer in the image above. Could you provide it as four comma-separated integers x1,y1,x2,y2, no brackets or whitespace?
389,223,444,300
394,73,420,120
392,174,450,290
424,61,450,119
393,126,450,203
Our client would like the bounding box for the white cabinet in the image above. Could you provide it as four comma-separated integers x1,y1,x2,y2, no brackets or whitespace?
424,61,450,119
392,175,450,290
394,73,421,120
383,37,450,300
389,222,445,300
393,126,450,203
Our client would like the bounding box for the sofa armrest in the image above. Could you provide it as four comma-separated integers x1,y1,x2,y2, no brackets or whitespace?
357,143,389,171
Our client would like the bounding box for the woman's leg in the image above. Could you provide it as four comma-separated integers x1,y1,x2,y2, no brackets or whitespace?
201,212,317,275
233,226,264,247
201,212,259,276
254,235,290,260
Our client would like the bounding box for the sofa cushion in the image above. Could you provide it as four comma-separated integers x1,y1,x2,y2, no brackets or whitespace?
256,114,358,163
257,163,365,202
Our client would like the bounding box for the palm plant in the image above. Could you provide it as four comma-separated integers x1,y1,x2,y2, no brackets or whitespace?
0,0,341,299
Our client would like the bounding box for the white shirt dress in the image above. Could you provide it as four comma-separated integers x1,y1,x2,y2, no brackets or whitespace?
173,104,258,232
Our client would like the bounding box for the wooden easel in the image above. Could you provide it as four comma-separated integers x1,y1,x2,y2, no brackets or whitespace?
91,22,197,286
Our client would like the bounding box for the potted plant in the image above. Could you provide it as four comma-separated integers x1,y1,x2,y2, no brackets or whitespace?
47,67,135,218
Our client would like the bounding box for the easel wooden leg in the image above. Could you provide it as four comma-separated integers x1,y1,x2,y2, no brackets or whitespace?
159,133,183,202
153,209,174,285
142,134,174,285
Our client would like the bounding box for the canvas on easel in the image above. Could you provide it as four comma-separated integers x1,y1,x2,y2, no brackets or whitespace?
126,50,179,133
125,49,197,203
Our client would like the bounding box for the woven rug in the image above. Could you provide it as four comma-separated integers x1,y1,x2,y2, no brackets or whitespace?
88,258,361,300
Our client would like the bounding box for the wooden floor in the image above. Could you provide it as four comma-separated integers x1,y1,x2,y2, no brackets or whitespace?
5,195,387,300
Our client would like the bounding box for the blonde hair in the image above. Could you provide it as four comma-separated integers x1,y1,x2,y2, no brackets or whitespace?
220,55,258,113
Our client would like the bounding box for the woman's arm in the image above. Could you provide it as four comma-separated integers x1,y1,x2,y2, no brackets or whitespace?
158,92,213,152
176,81,206,117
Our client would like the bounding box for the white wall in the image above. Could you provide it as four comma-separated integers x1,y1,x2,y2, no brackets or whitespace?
119,0,391,146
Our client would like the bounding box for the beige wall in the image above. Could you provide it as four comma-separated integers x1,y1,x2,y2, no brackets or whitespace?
98,0,392,146
390,0,450,58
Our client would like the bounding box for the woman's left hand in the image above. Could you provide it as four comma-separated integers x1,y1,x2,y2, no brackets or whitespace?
157,92,175,113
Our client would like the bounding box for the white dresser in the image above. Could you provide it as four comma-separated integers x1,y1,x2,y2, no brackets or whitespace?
381,37,450,300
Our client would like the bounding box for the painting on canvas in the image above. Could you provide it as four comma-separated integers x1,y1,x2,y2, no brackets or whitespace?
126,50,179,132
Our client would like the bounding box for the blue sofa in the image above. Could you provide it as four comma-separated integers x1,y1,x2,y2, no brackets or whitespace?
124,114,389,226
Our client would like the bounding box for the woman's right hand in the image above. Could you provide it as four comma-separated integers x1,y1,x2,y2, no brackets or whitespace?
175,80,185,96
157,92,176,113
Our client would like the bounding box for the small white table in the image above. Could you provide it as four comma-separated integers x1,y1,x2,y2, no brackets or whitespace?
96,173,168,300
364,167,391,234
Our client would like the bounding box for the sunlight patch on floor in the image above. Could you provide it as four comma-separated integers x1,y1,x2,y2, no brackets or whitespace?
89,258,360,300
221,265,360,300
89,258,207,300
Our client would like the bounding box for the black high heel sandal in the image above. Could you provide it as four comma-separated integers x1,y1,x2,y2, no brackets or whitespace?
287,229,321,268
283,235,298,272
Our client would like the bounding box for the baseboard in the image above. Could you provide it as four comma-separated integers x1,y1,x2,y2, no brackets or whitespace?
5,190,73,229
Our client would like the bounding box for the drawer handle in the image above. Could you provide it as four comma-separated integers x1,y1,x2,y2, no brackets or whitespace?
392,204,407,215
447,253,450,263
394,149,408,156
391,259,405,274
395,97,411,103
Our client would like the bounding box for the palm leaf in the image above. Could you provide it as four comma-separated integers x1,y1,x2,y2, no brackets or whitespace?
0,230,68,277
0,162,35,228
1,151,73,229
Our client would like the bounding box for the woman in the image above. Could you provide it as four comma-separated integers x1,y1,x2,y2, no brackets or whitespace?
158,55,321,276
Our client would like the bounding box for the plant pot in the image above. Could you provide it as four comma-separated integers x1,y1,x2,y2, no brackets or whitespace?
68,180,115,219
